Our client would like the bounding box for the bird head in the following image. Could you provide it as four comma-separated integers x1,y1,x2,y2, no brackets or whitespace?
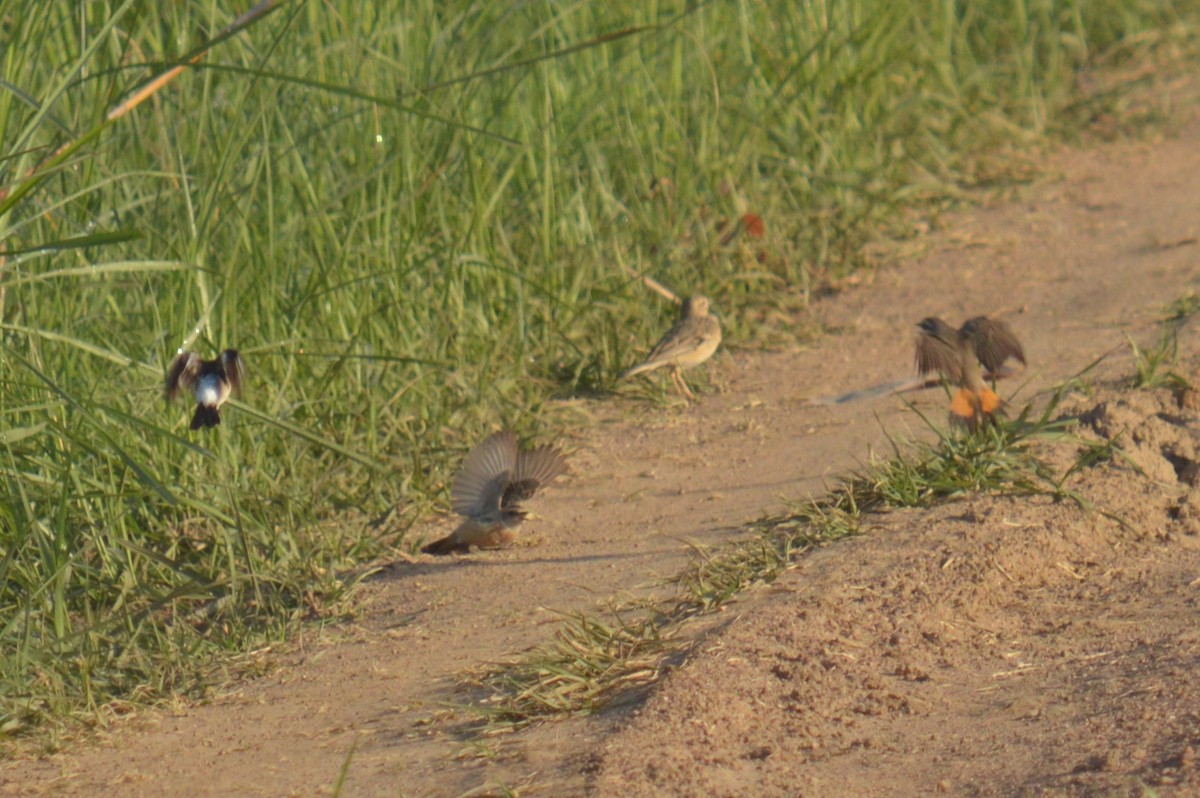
500,508,528,528
917,317,957,342
682,295,710,318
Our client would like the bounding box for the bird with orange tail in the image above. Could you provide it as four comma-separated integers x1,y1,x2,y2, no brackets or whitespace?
915,316,1026,430
421,430,567,555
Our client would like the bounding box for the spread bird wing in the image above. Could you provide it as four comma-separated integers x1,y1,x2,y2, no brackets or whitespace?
164,352,201,401
502,444,567,509
961,317,1025,373
451,430,518,519
220,349,247,395
915,333,965,384
501,479,540,509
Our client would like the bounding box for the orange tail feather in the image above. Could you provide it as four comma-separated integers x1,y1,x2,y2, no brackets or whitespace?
949,388,978,421
978,387,1003,415
950,387,1004,430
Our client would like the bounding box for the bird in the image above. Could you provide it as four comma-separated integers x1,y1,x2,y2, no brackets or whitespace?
421,430,567,555
622,295,722,401
915,316,1025,430
958,316,1026,380
165,349,246,430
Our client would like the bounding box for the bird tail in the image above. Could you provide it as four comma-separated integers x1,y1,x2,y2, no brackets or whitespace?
190,405,221,430
621,361,657,380
949,388,1003,430
421,535,469,556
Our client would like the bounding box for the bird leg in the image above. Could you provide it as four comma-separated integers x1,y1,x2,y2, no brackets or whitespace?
671,367,695,401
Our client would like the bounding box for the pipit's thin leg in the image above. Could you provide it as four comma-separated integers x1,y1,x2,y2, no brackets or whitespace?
669,367,683,398
672,367,695,401
681,373,695,401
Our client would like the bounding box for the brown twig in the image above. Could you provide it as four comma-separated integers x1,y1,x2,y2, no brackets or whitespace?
616,259,680,304
106,1,286,122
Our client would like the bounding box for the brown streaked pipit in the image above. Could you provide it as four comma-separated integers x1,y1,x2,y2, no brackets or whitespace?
421,430,567,556
622,295,722,401
165,349,246,430
915,316,1024,430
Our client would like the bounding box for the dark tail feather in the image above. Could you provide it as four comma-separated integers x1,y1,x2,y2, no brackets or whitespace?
191,404,221,430
421,535,469,556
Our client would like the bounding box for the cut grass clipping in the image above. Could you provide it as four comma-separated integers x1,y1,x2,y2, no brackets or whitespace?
3,0,1198,736
466,396,1104,731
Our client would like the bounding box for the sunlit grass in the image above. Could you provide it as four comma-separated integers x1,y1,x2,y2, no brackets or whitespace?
1162,291,1200,323
1129,329,1189,389
1,0,1198,737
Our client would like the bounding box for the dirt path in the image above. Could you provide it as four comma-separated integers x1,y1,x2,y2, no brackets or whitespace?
5,106,1200,796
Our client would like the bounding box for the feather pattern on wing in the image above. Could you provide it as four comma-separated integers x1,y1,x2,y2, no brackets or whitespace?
661,319,718,363
513,445,568,488
451,431,518,519
502,445,567,509
960,316,1025,373
220,349,247,395
914,317,966,384
164,352,201,401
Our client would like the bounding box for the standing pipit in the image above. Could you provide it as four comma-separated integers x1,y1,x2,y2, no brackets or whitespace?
165,349,246,430
622,295,722,401
915,316,1025,430
421,430,567,555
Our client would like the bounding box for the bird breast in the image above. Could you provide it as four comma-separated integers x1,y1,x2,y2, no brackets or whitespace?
194,374,229,407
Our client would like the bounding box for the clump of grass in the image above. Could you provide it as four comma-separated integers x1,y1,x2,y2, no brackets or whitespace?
1162,292,1200,324
864,415,1070,506
1059,431,1146,489
469,608,678,733
1129,330,1189,389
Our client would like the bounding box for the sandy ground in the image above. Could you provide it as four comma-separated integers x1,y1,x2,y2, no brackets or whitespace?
592,385,1200,797
4,100,1200,797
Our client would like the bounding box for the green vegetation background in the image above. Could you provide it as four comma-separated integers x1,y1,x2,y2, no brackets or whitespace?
0,0,1193,738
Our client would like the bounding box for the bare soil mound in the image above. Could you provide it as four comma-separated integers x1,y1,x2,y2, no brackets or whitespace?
591,386,1200,797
